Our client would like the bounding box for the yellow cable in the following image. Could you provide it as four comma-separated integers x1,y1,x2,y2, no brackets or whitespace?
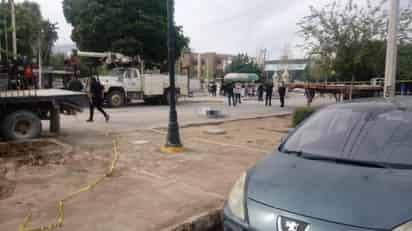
17,139,120,231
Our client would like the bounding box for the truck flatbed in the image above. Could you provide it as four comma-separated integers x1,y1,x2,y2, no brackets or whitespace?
0,89,89,140
288,82,383,105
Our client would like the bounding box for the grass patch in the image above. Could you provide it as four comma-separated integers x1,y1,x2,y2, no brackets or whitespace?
292,107,317,127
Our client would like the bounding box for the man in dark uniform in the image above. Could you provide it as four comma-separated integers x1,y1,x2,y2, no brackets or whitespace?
265,82,274,107
225,83,236,107
87,77,110,122
278,80,287,108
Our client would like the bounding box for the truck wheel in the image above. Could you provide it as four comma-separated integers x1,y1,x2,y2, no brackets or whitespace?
1,110,42,140
108,90,125,108
164,90,178,105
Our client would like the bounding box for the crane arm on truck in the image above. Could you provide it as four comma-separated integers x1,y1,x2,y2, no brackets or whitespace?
66,49,137,66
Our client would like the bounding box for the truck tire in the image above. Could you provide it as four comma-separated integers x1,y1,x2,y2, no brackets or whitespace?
1,110,42,140
163,90,178,105
107,90,125,108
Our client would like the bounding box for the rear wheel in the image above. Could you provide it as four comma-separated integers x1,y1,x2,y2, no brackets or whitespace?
107,90,125,108
1,110,42,140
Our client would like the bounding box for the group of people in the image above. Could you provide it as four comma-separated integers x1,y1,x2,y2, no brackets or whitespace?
224,80,287,108
225,82,244,106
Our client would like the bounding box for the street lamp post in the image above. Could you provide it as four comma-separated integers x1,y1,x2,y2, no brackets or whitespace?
384,0,400,98
162,0,184,153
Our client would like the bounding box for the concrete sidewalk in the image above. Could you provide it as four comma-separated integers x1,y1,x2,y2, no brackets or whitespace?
0,116,291,231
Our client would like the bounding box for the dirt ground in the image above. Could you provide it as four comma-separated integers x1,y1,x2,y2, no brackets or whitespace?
0,115,291,231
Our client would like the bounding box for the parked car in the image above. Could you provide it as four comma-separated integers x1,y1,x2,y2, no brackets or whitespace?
224,100,412,231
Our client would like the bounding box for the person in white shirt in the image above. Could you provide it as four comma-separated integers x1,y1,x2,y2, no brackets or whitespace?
234,83,242,104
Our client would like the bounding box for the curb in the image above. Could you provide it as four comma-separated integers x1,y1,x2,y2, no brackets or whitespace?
178,111,292,129
161,208,223,231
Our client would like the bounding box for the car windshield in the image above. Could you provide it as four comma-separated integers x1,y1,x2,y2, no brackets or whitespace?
282,106,412,166
108,68,125,77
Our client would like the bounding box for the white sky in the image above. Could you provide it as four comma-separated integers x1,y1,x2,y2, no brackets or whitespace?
16,0,412,59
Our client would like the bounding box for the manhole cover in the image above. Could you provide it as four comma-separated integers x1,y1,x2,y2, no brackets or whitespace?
131,140,150,145
203,127,227,135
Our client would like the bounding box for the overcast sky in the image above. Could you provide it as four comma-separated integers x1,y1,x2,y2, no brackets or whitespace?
16,0,411,59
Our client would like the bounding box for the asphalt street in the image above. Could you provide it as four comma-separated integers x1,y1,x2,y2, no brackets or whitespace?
54,93,334,144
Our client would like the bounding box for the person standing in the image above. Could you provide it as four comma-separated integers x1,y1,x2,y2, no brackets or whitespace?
265,82,274,107
278,79,287,107
234,83,242,105
225,83,236,107
258,84,264,101
87,77,110,122
211,82,217,96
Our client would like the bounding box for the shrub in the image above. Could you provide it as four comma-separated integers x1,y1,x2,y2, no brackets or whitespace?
292,107,317,127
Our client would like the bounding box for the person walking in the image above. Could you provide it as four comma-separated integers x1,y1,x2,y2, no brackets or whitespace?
225,83,236,107
87,77,110,122
234,83,242,105
258,84,264,101
265,82,274,107
278,79,287,107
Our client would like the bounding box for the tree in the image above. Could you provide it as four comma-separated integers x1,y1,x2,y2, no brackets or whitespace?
399,44,412,81
62,0,190,68
299,0,412,82
0,1,58,62
225,54,261,75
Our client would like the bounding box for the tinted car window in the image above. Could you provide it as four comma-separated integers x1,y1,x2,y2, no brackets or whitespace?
350,110,412,165
282,107,412,165
283,109,367,158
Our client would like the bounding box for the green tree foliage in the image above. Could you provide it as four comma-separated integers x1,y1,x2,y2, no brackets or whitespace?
0,1,58,63
225,54,261,75
62,0,190,68
399,44,412,81
299,0,412,81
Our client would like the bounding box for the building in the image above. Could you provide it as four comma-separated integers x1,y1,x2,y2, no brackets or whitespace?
264,58,309,81
177,52,235,81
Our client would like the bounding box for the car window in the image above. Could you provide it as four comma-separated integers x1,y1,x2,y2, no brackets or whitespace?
350,110,412,165
283,109,367,158
130,70,138,79
282,107,412,165
108,68,125,77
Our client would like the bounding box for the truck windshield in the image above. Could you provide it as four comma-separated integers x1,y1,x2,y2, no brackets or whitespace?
282,106,412,167
108,68,125,77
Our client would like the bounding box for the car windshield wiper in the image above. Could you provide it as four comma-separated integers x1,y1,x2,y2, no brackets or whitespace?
299,154,390,169
282,149,304,156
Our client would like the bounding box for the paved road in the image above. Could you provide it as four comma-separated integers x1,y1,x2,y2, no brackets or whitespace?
55,93,334,144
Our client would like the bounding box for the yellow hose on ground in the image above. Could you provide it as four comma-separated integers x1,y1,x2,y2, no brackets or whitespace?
17,139,120,231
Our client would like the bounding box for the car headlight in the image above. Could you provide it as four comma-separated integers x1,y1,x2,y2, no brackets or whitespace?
394,221,412,231
228,172,247,221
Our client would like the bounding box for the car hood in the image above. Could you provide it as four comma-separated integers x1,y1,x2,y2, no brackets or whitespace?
248,152,412,230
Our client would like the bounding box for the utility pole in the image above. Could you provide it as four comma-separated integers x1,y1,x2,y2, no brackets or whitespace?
9,0,16,59
162,0,183,153
2,0,8,61
384,0,400,98
261,48,267,79
38,33,42,89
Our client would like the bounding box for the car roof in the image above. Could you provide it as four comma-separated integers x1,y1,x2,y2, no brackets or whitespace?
326,97,412,113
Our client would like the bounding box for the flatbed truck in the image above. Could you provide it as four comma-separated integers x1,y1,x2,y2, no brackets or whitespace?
0,89,88,140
